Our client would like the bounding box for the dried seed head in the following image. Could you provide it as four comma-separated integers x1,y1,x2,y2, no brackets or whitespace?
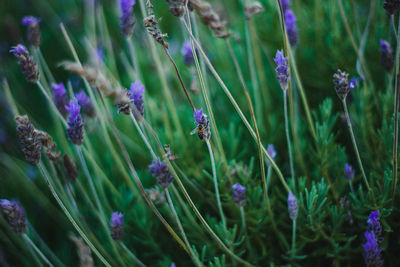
10,44,40,83
69,235,94,267
35,130,61,163
166,0,186,17
146,188,166,205
21,16,42,47
383,0,400,15
63,154,78,183
144,0,169,48
244,1,264,19
0,199,27,234
116,89,133,115
15,115,42,165
189,0,231,38
164,144,178,161
333,69,350,101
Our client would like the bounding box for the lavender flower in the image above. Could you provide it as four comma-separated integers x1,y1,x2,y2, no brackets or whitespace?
380,39,394,72
363,232,383,267
281,0,291,11
287,192,298,220
15,115,42,165
193,108,211,140
129,81,145,119
383,0,400,15
0,200,26,234
274,50,290,90
181,40,194,65
232,183,247,207
21,16,41,47
265,144,277,167
119,0,136,37
285,10,298,47
333,69,350,101
149,158,174,188
344,163,355,181
66,99,84,145
76,90,96,118
110,212,124,240
367,210,383,243
10,44,39,83
52,83,68,116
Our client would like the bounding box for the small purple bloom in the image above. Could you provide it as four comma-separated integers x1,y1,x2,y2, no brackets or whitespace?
232,183,247,207
274,50,290,90
181,41,194,65
171,263,176,267
344,163,355,181
287,192,298,220
0,200,26,234
22,16,41,47
52,83,68,116
129,81,145,119
363,232,383,267
193,108,211,140
265,144,277,167
110,212,124,240
380,39,394,72
119,0,136,37
284,9,298,46
66,99,84,145
280,0,291,11
149,158,174,188
367,210,382,243
76,90,96,118
10,44,39,83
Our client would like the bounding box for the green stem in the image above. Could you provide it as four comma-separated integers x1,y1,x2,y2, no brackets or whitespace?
23,234,54,267
37,162,111,267
283,90,295,189
119,242,146,267
240,207,252,255
291,219,296,259
130,113,157,159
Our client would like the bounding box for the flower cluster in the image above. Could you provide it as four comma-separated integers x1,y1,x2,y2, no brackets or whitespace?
281,0,298,46
333,69,350,101
380,39,394,72
21,16,41,47
52,83,68,116
344,163,355,181
232,183,247,207
193,108,211,140
129,81,145,119
274,50,290,91
15,115,42,165
287,192,298,221
110,212,124,240
149,158,174,188
10,44,40,83
76,90,96,118
0,199,27,234
362,210,383,267
119,0,136,37
66,99,84,145
181,41,194,66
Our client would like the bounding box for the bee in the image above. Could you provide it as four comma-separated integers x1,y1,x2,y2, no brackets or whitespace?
191,124,205,140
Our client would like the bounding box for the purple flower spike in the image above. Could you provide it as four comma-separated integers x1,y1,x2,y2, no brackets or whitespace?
22,16,41,47
284,10,298,46
129,81,145,119
181,41,194,65
380,39,394,72
76,90,96,118
10,44,39,83
265,144,277,167
280,0,291,11
52,83,68,116
232,183,247,207
110,212,124,240
119,0,136,37
287,192,298,220
367,210,383,243
274,50,290,90
363,232,383,267
193,108,211,140
344,163,355,181
66,99,84,145
0,199,27,234
149,158,174,188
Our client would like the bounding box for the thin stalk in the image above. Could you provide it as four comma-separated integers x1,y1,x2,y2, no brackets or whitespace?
206,139,226,229
349,181,355,195
283,90,295,188
393,16,400,202
119,242,146,267
342,100,374,199
36,81,67,127
23,234,53,267
37,162,111,267
181,20,291,193
36,47,56,84
240,207,252,255
166,189,203,267
126,37,142,81
291,219,296,259
129,113,157,159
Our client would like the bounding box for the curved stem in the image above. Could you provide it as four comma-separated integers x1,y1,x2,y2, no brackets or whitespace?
37,162,111,267
23,234,54,267
130,113,157,159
